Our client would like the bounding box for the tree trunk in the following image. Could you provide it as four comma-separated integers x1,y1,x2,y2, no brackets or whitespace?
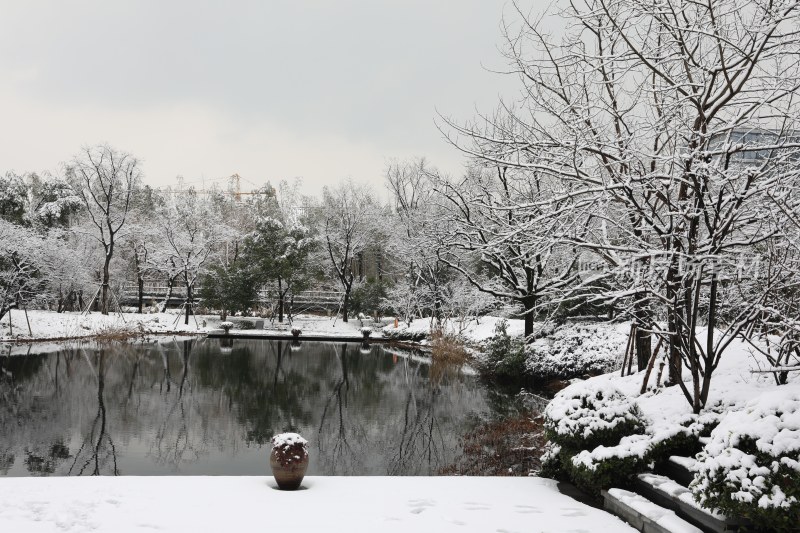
342,291,350,323
522,297,536,338
137,276,144,314
634,299,652,371
665,258,682,385
101,249,112,315
57,286,65,313
184,283,193,325
277,279,284,323
160,275,175,313
698,275,718,409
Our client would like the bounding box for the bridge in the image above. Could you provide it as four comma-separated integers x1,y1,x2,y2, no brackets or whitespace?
120,282,344,312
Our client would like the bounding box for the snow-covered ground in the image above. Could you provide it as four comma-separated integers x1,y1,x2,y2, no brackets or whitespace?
0,476,634,533
0,309,209,342
221,314,374,338
547,327,800,501
382,316,527,344
0,310,373,342
0,309,525,343
565,329,800,454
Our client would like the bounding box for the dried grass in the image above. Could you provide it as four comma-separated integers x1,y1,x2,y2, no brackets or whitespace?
429,327,470,382
439,410,546,476
92,324,146,342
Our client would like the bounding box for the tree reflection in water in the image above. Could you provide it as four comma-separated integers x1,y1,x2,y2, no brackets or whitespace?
0,339,509,476
317,342,357,473
68,348,118,475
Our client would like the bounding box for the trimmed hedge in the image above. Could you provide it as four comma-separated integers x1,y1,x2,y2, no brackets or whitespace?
691,390,800,532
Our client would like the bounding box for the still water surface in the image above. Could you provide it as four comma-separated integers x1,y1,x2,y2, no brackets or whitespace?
0,339,511,476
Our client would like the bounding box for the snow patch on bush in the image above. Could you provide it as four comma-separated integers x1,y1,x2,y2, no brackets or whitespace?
571,434,652,470
544,380,646,450
691,389,800,527
526,324,627,380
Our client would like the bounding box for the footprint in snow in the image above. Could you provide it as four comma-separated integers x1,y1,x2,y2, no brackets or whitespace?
560,508,588,517
513,504,542,514
463,501,491,511
408,498,436,514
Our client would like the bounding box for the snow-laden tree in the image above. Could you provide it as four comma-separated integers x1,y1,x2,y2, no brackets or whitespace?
429,162,585,337
385,158,457,322
0,220,43,322
45,231,92,313
319,181,382,322
124,186,167,313
65,144,141,315
26,173,82,229
0,172,29,225
446,0,800,412
199,261,260,320
244,215,317,322
739,192,800,382
0,220,78,321
154,188,224,324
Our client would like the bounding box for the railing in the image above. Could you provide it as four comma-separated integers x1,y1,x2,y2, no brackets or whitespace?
120,282,343,308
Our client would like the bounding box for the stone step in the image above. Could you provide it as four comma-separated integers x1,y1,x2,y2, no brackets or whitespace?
659,456,697,487
635,474,751,532
602,488,703,533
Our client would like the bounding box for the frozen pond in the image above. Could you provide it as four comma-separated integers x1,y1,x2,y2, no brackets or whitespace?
0,339,510,476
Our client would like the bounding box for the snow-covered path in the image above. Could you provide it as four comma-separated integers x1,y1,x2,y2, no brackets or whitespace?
0,476,634,532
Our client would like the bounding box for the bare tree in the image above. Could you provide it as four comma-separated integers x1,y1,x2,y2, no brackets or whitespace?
431,163,585,337
0,221,46,322
156,189,220,324
445,0,800,412
66,144,140,315
320,181,379,322
385,158,454,322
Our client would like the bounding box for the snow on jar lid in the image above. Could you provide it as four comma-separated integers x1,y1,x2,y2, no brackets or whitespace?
271,432,308,450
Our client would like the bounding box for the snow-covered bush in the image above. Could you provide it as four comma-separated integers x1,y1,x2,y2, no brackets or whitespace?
541,381,647,493
645,411,719,464
691,390,800,531
539,441,563,478
526,324,625,380
349,280,388,319
541,381,724,495
568,434,651,495
544,381,646,451
481,319,526,382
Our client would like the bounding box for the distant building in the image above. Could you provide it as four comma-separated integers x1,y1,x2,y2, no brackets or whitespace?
710,127,800,166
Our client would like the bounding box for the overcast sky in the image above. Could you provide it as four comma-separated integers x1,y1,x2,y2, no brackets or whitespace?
0,1,520,194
